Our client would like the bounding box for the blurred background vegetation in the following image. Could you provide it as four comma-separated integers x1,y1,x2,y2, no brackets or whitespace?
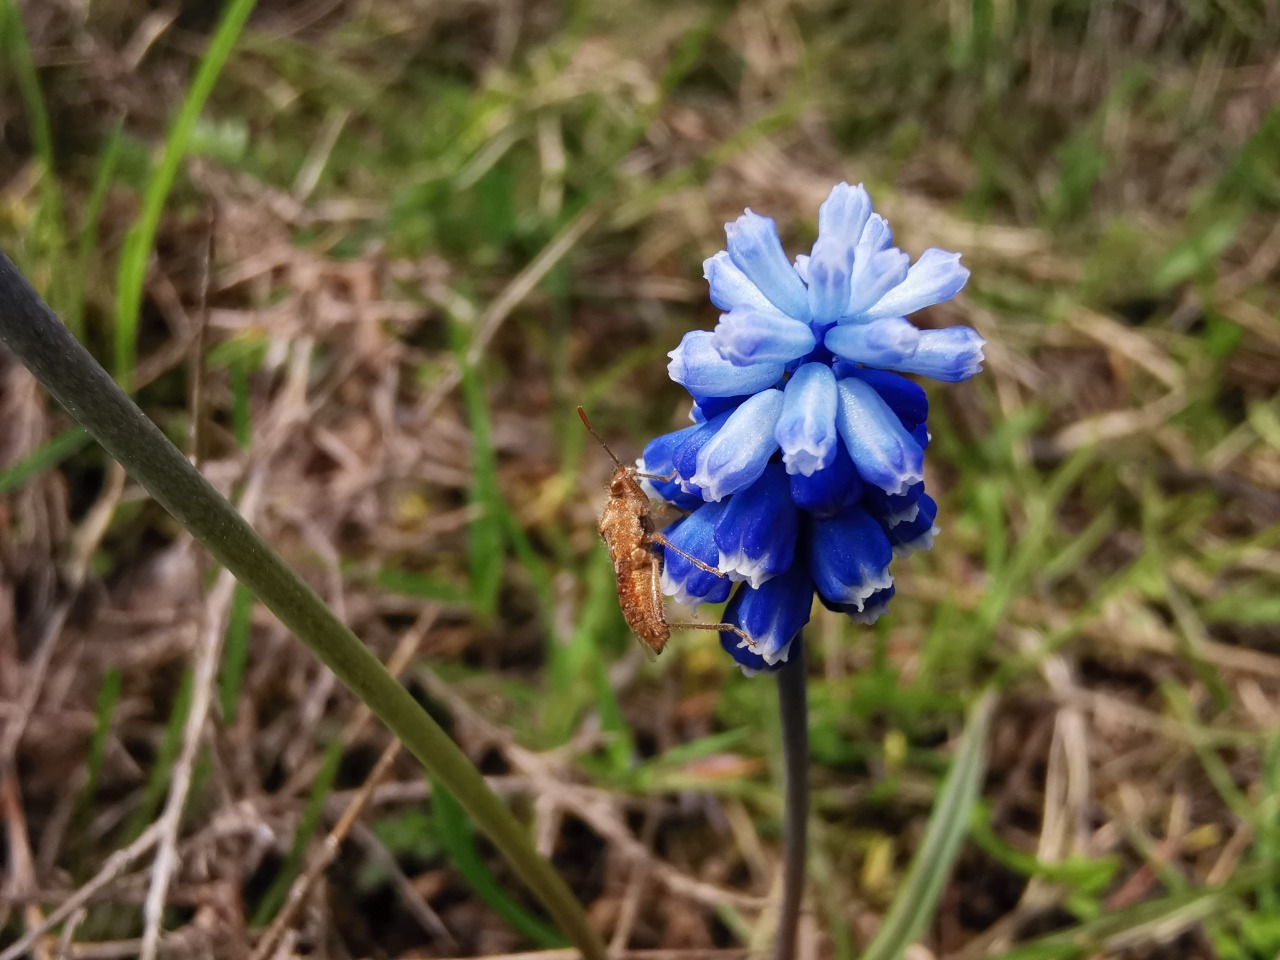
1,0,1279,957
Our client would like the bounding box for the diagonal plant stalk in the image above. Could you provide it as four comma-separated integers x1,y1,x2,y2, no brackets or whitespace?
0,251,607,960
775,635,810,960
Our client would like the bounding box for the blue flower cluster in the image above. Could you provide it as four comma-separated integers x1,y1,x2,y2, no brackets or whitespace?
642,183,984,674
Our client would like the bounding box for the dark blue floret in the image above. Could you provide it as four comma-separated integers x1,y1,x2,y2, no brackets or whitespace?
885,493,939,557
660,502,733,608
788,442,863,517
714,464,799,587
692,394,752,422
844,367,929,428
862,480,924,522
640,425,705,510
721,565,813,669
810,507,894,611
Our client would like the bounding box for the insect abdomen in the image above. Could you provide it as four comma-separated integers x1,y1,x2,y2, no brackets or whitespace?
617,563,669,653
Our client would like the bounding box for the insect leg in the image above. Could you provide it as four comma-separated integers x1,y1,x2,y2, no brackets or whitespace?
649,530,730,579
648,553,663,601
669,620,755,647
641,556,665,659
634,468,678,483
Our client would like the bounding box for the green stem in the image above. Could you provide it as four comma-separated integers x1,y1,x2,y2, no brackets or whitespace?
775,635,809,960
0,251,606,960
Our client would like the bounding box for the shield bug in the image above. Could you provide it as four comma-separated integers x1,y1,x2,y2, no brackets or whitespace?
577,407,754,655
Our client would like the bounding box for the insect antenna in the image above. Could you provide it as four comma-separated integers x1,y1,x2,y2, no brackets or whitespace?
576,406,623,467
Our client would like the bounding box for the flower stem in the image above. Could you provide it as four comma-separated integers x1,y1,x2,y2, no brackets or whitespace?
0,252,607,960
775,635,809,960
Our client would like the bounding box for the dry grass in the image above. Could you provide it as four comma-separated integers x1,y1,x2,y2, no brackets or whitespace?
2,0,1279,957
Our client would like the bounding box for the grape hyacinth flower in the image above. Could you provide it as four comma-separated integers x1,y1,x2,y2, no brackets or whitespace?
644,182,984,674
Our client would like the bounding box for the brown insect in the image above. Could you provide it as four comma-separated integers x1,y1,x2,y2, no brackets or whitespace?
578,407,754,656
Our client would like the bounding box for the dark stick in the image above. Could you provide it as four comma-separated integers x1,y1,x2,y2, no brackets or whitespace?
775,635,809,960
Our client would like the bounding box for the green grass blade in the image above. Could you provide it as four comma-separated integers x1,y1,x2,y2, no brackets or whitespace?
114,0,258,388
230,353,252,449
218,584,253,722
122,669,193,844
995,879,1259,960
432,778,569,948
66,120,125,339
71,667,122,875
251,739,342,925
860,690,996,960
1259,732,1280,914
590,654,634,773
0,426,89,495
1153,203,1247,291
808,841,856,960
545,552,615,744
499,505,554,624
218,351,255,723
84,667,121,802
0,0,66,276
456,323,505,621
370,567,470,605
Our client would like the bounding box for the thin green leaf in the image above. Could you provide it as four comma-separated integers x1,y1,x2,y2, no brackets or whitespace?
66,120,125,338
71,668,122,875
371,567,470,606
0,0,65,275
252,739,343,925
1153,204,1246,291
122,670,193,844
114,0,258,387
455,322,505,621
545,553,615,744
0,426,89,495
860,690,996,960
432,778,568,948
590,654,634,773
997,883,1253,960
230,352,252,450
218,584,253,722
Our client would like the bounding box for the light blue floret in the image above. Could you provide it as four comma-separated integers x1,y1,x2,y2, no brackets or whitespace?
713,308,816,366
691,388,785,501
806,237,855,326
774,362,838,477
864,248,970,320
668,330,784,397
879,326,986,382
704,251,777,314
847,248,909,318
725,211,810,321
817,182,873,246
825,318,920,367
835,377,924,496
858,213,894,254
